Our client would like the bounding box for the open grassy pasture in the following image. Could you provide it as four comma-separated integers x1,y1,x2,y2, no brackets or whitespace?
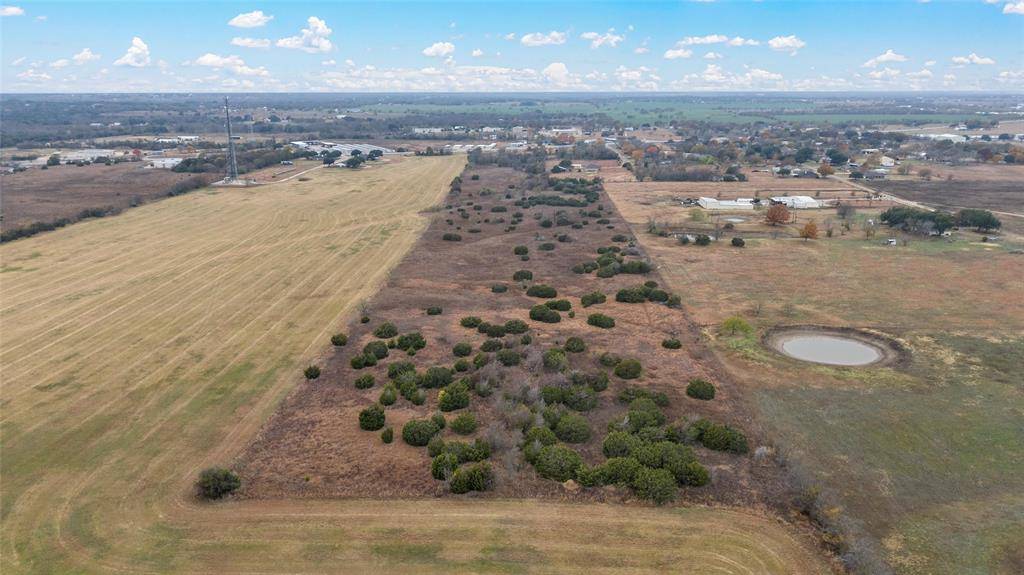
609,189,1024,574
0,155,830,574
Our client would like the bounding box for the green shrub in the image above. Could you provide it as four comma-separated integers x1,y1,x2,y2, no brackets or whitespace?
453,342,473,357
538,242,555,251
603,431,643,458
564,337,586,353
529,305,561,323
453,359,470,372
662,338,682,350
395,332,426,351
431,452,459,480
620,260,651,274
689,419,748,454
600,457,643,486
631,467,677,504
304,365,321,380
439,380,471,411
526,284,557,298
587,313,615,329
426,306,443,315
387,361,415,379
721,315,753,336
450,412,478,435
694,234,711,246
503,319,529,334
496,349,521,366
450,462,493,494
431,412,447,430
443,233,462,241
615,286,648,303
672,460,710,487
534,445,583,482
374,322,399,338
617,387,669,406
544,299,571,312
598,352,621,367
580,291,606,307
482,323,507,338
363,340,389,359
354,374,375,389
381,427,394,444
402,419,440,446
555,413,592,443
520,334,533,345
513,270,533,281
460,316,482,328
543,348,567,371
480,339,503,352
427,436,447,457
513,245,529,255
563,385,597,411
686,379,716,400
331,333,348,346
731,237,745,247
491,284,508,293
196,467,241,500
614,359,642,379
473,352,491,369
417,366,450,389
359,404,386,431
360,316,370,323
379,385,397,406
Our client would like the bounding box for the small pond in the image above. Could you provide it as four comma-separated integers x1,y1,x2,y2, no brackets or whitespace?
777,334,883,366
724,217,747,223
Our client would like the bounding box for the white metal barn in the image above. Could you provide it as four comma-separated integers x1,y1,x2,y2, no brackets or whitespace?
697,197,756,210
770,195,821,209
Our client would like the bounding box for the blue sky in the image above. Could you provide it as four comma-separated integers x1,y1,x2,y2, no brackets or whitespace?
1,1,1022,92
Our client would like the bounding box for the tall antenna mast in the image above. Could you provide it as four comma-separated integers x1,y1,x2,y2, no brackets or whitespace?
224,96,239,181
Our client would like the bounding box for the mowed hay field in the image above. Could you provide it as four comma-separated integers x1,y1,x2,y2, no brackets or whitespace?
608,189,1024,575
0,155,831,574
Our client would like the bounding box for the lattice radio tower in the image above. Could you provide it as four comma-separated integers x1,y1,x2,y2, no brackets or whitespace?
223,97,239,182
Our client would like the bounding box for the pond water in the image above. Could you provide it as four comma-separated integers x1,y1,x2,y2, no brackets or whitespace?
778,334,883,366
724,217,747,223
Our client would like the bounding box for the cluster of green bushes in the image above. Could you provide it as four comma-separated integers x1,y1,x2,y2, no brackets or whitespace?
615,282,669,304
586,313,615,329
662,338,682,350
427,436,493,493
512,269,533,281
544,299,571,311
331,333,348,346
526,284,557,298
442,233,462,241
529,305,561,323
580,291,606,307
684,418,748,453
686,379,716,400
196,467,241,500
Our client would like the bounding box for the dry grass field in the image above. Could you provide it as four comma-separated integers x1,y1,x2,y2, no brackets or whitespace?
609,190,1024,575
0,155,830,574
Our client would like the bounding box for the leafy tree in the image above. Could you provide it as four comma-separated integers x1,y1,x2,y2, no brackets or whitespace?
196,467,241,499
765,204,790,226
799,222,819,240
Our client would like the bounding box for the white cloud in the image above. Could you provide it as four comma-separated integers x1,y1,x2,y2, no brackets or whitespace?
34,14,44,20
634,46,650,54
231,37,271,49
704,51,723,60
867,67,901,79
503,33,516,41
114,37,151,67
11,56,26,66
678,34,729,45
862,49,907,68
422,42,455,57
943,73,957,86
471,49,484,57
322,59,336,66
678,64,784,89
924,60,936,67
276,16,333,53
521,31,566,47
727,36,760,46
768,35,806,54
17,68,50,81
580,30,624,49
345,59,355,67
1004,1,1024,14
72,48,101,65
228,10,273,28
1,5,25,16
49,59,70,68
663,48,693,60
906,69,933,79
542,62,570,84
193,53,269,76
951,52,995,65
